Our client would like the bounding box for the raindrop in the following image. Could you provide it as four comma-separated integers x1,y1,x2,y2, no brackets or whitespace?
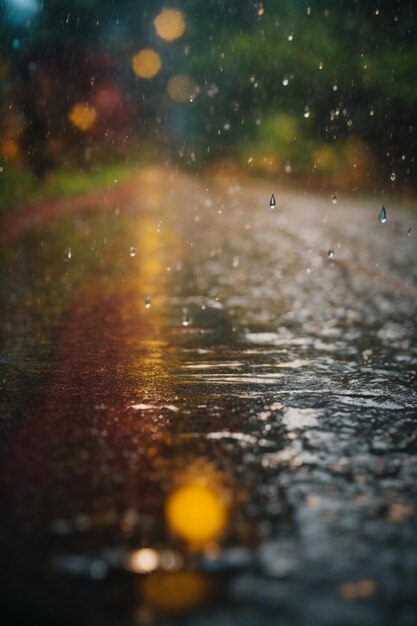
232,256,240,269
407,227,412,237
331,193,337,204
282,78,289,86
144,296,151,309
390,172,396,182
378,206,387,224
64,247,72,261
306,265,312,274
182,309,190,327
269,193,276,209
327,249,335,259
129,246,137,257
303,106,310,118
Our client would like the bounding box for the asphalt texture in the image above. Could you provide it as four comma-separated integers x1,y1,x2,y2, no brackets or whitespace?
1,167,416,626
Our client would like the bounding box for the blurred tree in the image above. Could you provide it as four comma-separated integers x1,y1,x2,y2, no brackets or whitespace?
0,0,415,188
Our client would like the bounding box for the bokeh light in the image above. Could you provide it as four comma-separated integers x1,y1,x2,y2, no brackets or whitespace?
154,8,186,41
166,75,196,103
131,49,162,79
126,548,159,573
165,482,227,546
1,139,19,159
142,571,209,613
68,102,97,132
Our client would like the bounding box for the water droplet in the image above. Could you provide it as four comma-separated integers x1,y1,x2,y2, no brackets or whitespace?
232,256,240,269
390,172,396,182
269,193,276,209
288,33,294,41
64,247,72,261
327,249,335,259
182,309,190,327
407,227,412,236
282,78,289,86
303,105,310,118
306,265,312,274
129,246,136,257
144,296,151,309
378,206,387,224
331,193,337,204
318,61,323,70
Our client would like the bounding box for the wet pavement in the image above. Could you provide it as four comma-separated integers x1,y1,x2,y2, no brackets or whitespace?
0,167,416,625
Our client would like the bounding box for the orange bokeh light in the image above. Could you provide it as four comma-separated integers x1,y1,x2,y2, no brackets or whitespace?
154,8,186,41
165,482,227,546
68,102,97,132
166,75,196,103
131,49,162,79
1,139,19,159
142,571,209,614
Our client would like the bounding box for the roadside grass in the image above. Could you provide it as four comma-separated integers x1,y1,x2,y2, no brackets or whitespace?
0,163,134,215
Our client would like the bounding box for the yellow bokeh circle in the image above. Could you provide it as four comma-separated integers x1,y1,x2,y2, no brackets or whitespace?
154,9,186,41
167,75,196,103
142,571,209,614
131,49,162,79
165,483,227,545
68,103,96,131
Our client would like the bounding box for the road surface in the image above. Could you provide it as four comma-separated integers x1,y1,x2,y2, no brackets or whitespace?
1,167,416,625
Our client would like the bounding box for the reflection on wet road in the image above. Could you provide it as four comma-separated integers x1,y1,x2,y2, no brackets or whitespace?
0,167,416,625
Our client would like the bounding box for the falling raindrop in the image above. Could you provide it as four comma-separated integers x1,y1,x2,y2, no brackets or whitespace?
331,193,337,204
303,105,310,118
378,206,387,224
269,193,276,209
306,265,312,274
64,247,72,261
390,172,396,182
407,227,412,236
182,309,190,327
129,246,137,257
232,256,240,269
144,296,151,309
327,249,335,259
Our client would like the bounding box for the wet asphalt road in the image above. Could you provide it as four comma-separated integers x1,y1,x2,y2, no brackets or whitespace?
0,167,417,625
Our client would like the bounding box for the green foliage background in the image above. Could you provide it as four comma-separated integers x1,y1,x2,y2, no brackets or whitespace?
0,0,416,194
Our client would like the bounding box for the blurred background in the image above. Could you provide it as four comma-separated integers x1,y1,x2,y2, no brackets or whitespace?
1,0,416,211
